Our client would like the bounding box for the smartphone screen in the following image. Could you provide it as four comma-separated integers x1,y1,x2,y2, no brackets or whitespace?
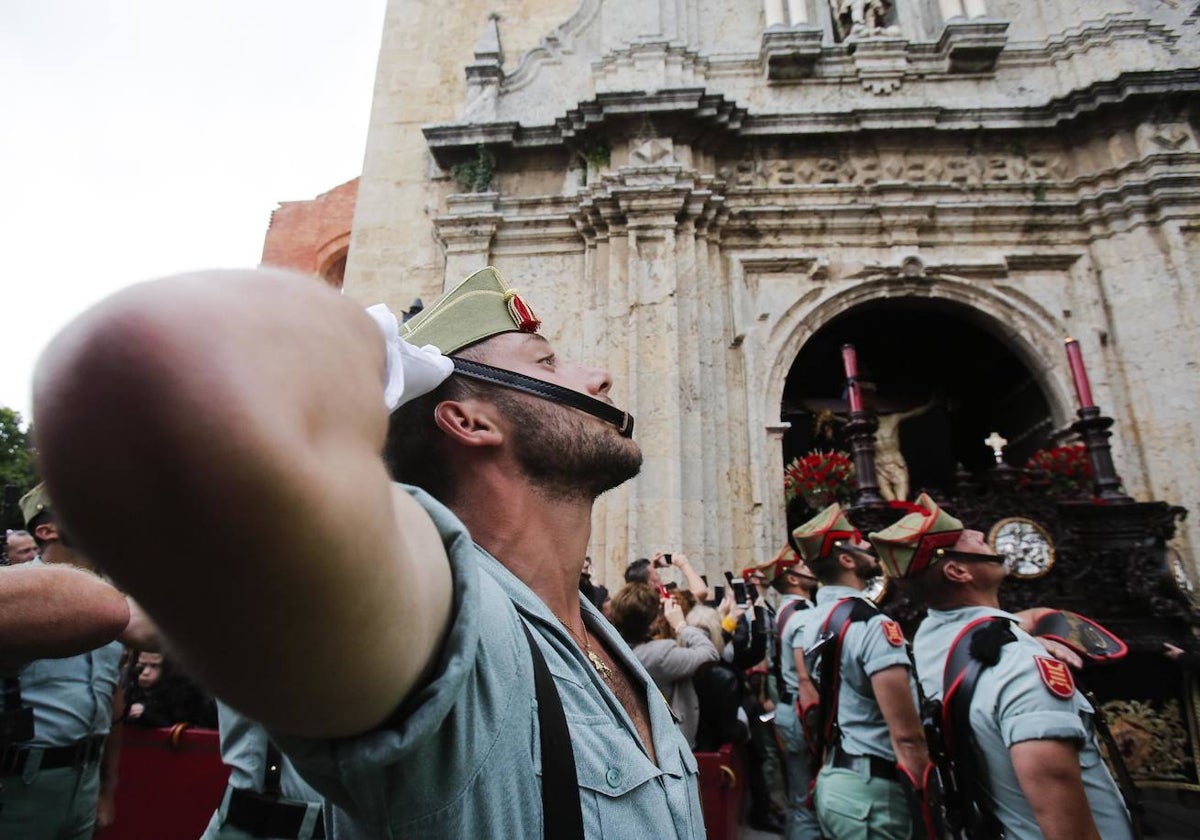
713,585,725,606
731,580,747,604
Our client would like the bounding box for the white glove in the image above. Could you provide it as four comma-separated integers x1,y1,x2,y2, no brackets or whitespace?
365,304,454,411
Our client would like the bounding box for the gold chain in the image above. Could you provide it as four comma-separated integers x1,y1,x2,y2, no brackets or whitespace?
554,614,614,682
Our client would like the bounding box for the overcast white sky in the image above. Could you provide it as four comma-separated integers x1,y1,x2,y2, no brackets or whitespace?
1,0,387,423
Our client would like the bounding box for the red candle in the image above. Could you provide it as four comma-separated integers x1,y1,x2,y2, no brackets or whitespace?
1064,338,1095,409
842,344,863,412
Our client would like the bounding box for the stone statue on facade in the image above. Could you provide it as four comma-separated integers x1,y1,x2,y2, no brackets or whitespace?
833,0,894,40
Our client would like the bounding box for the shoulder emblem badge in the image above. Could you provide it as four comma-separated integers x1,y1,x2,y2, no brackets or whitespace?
881,620,905,647
1035,656,1075,699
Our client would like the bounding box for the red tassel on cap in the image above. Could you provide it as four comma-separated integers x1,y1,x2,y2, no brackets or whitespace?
505,291,541,333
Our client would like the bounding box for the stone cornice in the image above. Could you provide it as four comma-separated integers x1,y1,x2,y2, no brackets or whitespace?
425,72,1199,169
425,88,748,167
740,71,1200,134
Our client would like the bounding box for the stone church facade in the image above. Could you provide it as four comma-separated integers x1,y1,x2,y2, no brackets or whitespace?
333,0,1200,586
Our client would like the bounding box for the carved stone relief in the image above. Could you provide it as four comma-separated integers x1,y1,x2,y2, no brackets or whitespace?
721,147,1072,189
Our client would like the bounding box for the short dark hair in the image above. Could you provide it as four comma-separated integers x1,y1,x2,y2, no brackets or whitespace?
900,563,959,610
384,341,498,503
806,551,842,584
624,558,651,584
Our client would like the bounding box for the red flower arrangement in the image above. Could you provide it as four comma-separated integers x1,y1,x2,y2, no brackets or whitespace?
785,450,857,508
1024,443,1093,497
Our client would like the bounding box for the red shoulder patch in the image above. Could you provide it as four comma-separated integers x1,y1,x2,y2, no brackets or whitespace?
882,620,905,647
1035,656,1075,699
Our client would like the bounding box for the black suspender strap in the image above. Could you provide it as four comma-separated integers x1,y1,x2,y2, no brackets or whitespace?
521,620,584,840
942,617,1016,840
773,599,807,695
811,597,880,768
264,740,284,799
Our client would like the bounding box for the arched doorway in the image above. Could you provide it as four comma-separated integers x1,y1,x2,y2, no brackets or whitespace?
780,297,1055,516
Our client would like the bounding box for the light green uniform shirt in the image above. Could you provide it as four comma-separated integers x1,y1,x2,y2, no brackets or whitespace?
794,586,915,761
215,701,323,800
5,561,123,747
913,606,1134,840
777,593,817,695
276,486,706,840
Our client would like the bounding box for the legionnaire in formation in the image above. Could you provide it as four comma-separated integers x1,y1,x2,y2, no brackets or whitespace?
768,550,823,840
790,503,930,840
0,485,125,840
871,493,1136,840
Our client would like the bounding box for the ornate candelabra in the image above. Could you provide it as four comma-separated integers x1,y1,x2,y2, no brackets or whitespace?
841,344,888,511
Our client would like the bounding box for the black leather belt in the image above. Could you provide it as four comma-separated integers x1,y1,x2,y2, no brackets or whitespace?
779,689,794,704
226,787,325,839
1,734,105,776
830,750,899,782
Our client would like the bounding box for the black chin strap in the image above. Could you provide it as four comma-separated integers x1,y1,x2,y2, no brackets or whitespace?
451,358,635,438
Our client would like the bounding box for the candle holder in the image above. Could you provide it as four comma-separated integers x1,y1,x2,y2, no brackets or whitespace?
846,410,888,510
1072,406,1133,504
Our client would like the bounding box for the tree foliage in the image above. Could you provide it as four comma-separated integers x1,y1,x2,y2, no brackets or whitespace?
0,406,38,531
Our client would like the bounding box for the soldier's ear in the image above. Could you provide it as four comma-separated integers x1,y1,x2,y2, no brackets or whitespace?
941,559,973,584
433,397,504,449
32,521,58,543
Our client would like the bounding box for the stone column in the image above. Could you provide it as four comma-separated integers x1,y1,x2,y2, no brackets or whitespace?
787,0,809,26
434,193,501,290
764,0,787,29
938,0,965,21
939,0,988,20
577,196,638,585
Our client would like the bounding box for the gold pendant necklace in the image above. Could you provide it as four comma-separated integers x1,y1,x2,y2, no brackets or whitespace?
556,615,614,682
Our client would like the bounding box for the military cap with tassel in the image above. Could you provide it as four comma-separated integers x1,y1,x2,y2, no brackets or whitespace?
868,492,964,579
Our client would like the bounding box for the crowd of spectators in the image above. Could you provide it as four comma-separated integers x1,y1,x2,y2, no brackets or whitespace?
596,551,790,833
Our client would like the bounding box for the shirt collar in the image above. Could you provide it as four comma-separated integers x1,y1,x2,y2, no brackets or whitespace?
815,584,861,605
924,605,1016,629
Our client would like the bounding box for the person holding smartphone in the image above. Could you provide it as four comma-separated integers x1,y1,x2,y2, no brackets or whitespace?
610,583,720,748
625,551,710,603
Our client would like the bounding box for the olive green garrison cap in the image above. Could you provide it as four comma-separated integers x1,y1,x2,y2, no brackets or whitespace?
400,266,541,355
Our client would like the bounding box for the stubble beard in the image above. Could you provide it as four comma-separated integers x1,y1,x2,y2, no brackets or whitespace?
499,391,643,502
854,553,882,581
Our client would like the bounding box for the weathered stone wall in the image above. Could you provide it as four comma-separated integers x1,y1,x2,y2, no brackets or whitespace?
345,0,578,309
348,0,1200,588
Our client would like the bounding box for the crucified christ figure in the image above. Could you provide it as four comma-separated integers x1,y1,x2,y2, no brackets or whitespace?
871,398,936,501
807,391,938,502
